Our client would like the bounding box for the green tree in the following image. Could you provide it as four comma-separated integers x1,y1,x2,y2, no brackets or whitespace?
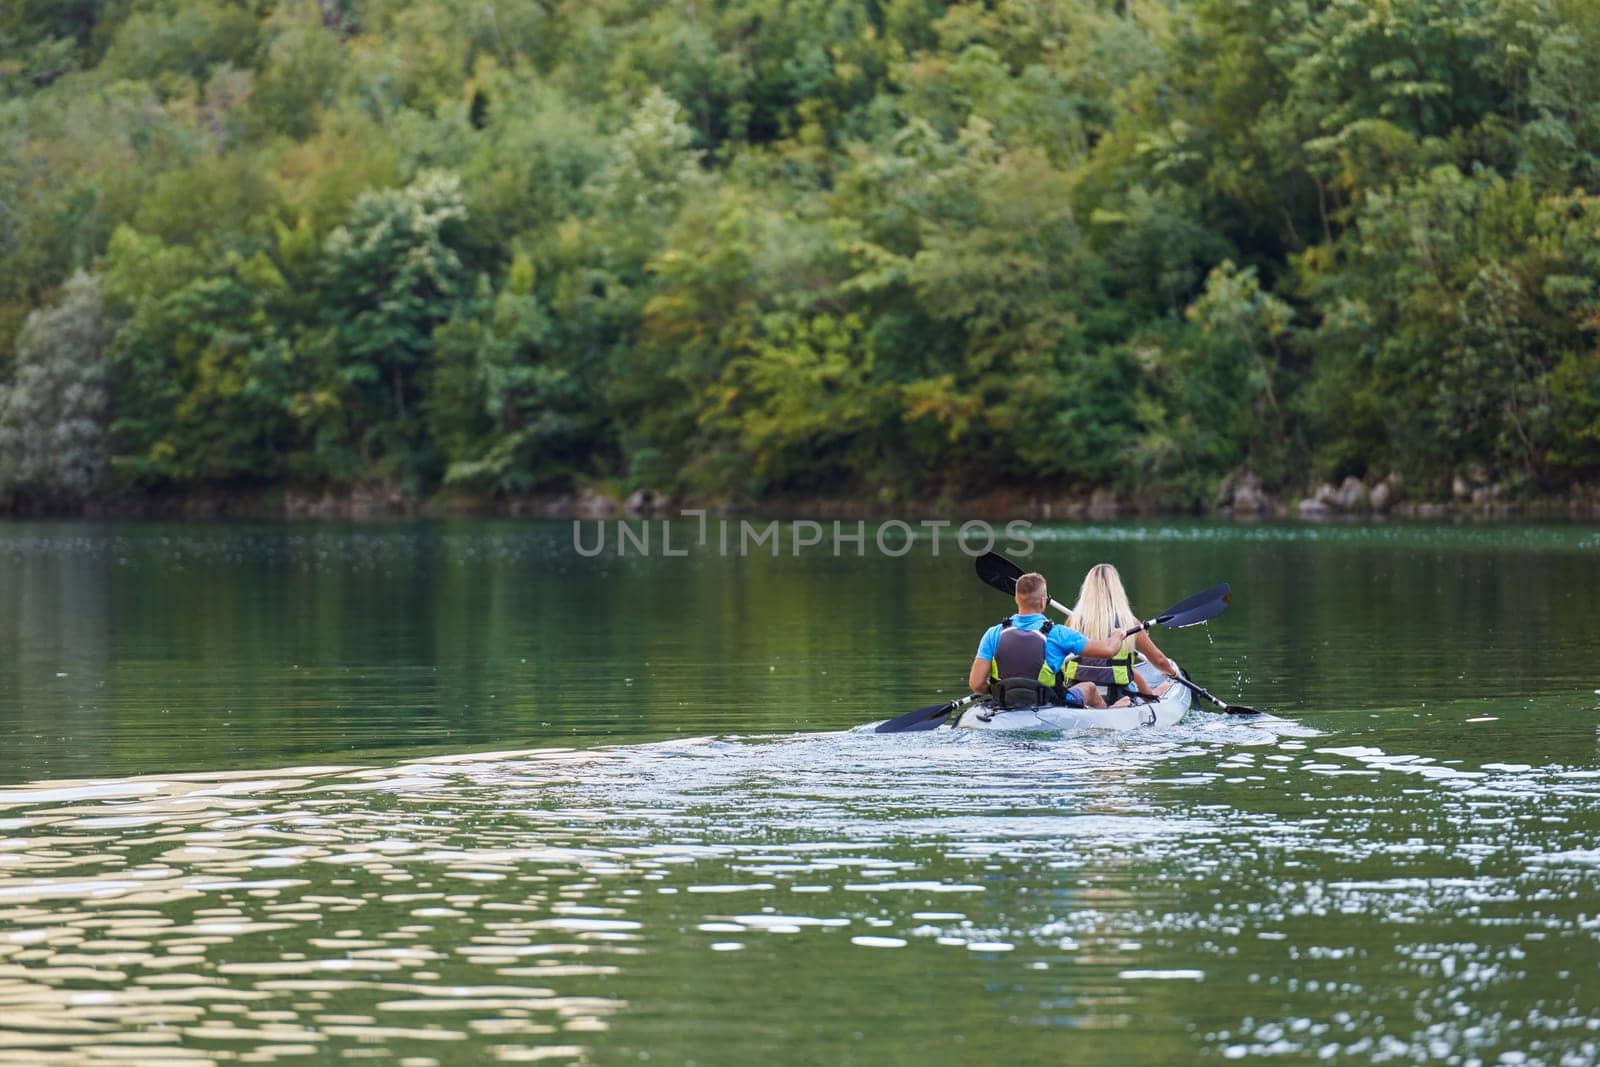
699,312,891,495
1299,169,1600,492
99,0,260,89
0,272,112,507
101,227,298,484
250,1,347,141
319,169,471,483
428,266,607,494
1520,0,1600,192
4,0,1600,513
1175,260,1297,487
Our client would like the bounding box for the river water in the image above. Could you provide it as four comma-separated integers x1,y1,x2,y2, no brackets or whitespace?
1,520,1597,1064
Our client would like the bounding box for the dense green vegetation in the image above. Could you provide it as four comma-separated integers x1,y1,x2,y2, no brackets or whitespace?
2,0,1598,511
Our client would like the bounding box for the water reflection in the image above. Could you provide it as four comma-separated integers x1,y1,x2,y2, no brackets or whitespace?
2,714,1598,1064
3,519,1599,786
3,519,1598,1062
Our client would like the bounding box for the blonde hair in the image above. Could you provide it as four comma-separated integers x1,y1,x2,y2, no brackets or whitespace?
1014,572,1048,610
1069,563,1137,657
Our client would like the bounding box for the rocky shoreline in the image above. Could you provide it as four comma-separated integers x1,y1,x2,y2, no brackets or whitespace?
4,475,1597,522
1216,468,1600,521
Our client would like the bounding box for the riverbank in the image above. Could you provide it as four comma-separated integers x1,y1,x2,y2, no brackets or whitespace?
4,476,1599,522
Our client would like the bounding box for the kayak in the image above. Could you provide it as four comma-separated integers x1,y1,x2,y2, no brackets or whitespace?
952,660,1191,732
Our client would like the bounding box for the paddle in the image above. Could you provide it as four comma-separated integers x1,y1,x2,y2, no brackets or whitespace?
874,693,982,734
1122,582,1231,635
877,555,1253,733
1169,668,1261,717
975,551,1065,608
974,551,1259,715
976,552,1231,637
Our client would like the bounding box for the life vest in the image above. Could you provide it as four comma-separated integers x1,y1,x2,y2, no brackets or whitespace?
1064,635,1136,700
987,617,1066,708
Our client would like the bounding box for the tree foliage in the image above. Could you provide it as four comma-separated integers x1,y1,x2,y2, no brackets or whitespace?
2,0,1598,509
0,272,112,506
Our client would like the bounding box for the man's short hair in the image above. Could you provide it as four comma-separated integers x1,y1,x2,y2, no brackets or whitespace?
1015,572,1047,605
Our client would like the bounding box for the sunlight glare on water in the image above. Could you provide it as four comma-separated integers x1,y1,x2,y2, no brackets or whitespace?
2,716,1599,1064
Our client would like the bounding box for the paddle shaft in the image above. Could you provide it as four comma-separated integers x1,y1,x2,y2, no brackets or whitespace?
1169,670,1260,716
1042,598,1172,642
1169,672,1225,709
1033,593,1154,639
979,555,1222,638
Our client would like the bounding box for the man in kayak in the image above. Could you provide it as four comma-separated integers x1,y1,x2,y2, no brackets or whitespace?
968,571,1127,709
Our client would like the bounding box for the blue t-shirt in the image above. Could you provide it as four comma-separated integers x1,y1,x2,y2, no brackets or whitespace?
975,613,1088,671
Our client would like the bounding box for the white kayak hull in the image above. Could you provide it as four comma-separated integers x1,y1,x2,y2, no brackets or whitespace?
953,661,1190,733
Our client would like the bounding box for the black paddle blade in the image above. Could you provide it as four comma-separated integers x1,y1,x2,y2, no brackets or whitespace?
974,552,1024,596
875,699,958,734
1158,582,1230,620
885,710,955,732
1156,595,1231,629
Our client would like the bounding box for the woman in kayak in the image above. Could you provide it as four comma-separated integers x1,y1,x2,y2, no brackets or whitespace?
1066,563,1180,705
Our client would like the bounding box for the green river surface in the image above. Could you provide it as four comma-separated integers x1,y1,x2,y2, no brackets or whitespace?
2,519,1599,1066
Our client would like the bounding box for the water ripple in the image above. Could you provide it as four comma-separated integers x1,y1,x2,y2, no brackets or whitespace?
1,720,1598,1063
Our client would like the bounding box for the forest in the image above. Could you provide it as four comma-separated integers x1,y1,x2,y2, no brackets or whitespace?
2,0,1598,513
